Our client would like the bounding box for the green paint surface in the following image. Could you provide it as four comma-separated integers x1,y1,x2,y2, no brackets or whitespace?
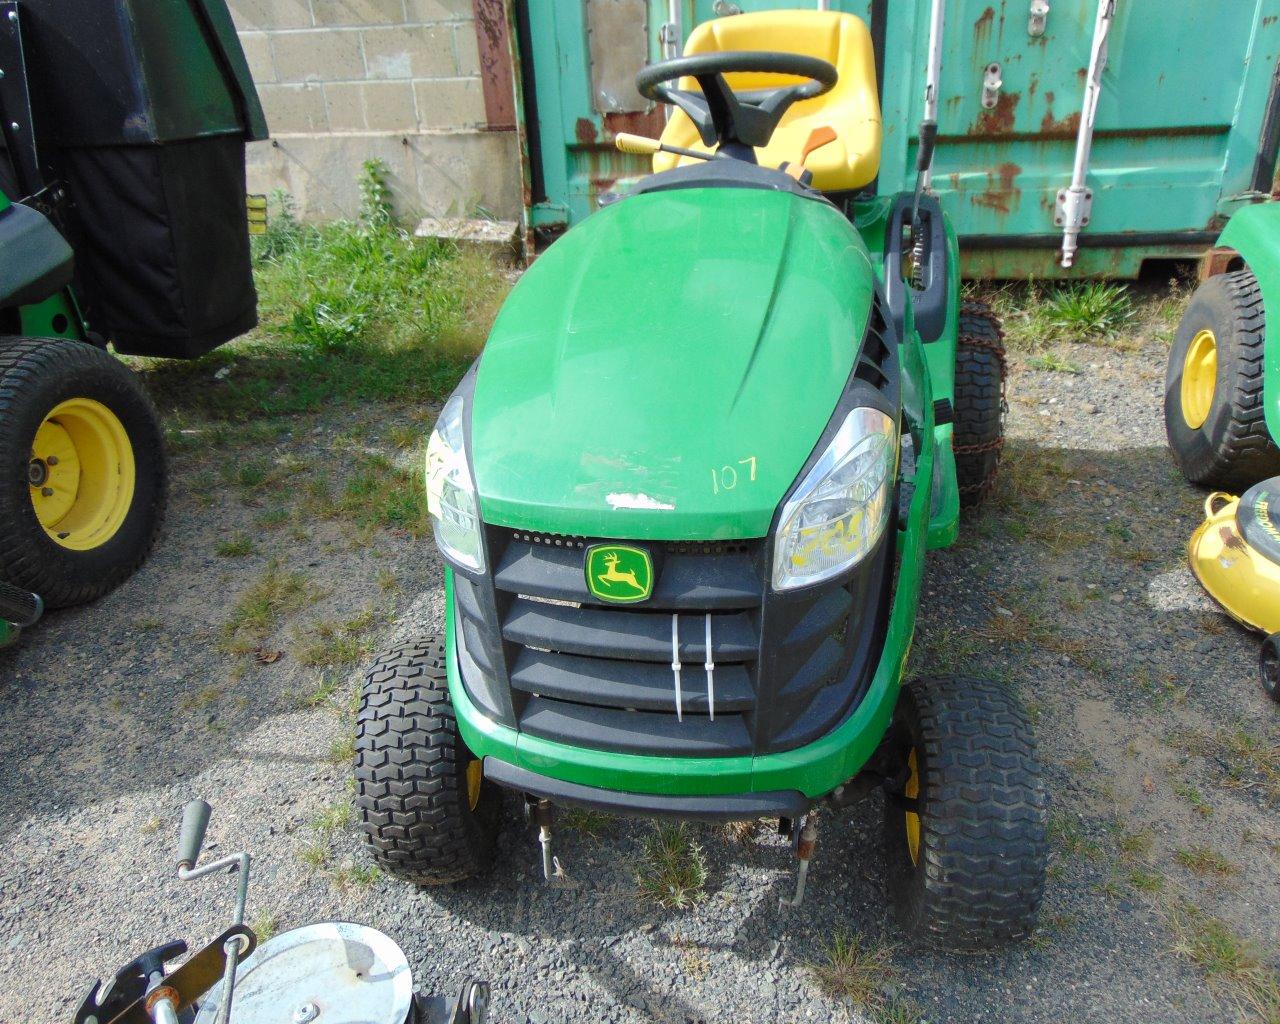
1219,203,1280,445
472,187,876,540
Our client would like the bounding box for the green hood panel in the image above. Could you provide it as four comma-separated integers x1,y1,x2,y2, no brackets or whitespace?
472,187,876,540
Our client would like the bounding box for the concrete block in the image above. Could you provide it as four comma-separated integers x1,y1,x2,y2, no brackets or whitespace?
313,0,405,26
404,0,473,19
363,81,419,131
227,0,313,30
452,22,480,77
257,82,329,133
324,82,366,130
363,25,455,79
414,215,520,261
272,28,366,83
244,130,522,221
238,32,276,84
413,77,486,129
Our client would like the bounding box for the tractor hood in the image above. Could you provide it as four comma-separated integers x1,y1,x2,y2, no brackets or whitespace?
470,187,876,540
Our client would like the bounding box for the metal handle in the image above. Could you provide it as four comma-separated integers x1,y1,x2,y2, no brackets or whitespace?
178,799,212,869
1204,492,1236,519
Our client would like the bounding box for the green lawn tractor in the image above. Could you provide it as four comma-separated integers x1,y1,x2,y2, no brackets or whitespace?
0,0,266,643
355,8,1049,948
1166,199,1280,696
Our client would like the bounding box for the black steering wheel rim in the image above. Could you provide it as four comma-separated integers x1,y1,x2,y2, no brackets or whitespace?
635,50,838,153
635,51,839,103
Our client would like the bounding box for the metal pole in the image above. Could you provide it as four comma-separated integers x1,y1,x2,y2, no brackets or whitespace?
1058,0,1115,268
919,0,946,193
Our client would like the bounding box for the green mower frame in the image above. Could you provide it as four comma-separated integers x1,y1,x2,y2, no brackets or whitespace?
356,10,1049,949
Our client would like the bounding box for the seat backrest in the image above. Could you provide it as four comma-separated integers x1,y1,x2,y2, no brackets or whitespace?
654,10,882,192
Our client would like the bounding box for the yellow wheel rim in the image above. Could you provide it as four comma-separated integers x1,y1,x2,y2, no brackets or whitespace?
904,748,921,866
29,398,135,551
466,759,483,811
1181,329,1218,430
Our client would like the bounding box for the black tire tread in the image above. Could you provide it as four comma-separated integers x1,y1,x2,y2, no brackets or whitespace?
1165,270,1280,489
888,676,1049,949
0,336,166,607
354,636,499,884
953,301,1007,508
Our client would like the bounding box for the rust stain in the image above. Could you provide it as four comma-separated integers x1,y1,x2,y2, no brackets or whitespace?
575,118,598,145
971,161,1022,216
974,6,995,42
469,0,516,130
603,110,666,137
1077,67,1088,84
949,171,962,190
970,91,1020,135
1040,109,1081,134
1264,14,1277,26
946,95,964,112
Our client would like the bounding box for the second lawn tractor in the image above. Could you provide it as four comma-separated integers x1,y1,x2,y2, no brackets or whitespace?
355,8,1049,947
1165,200,1280,697
0,0,265,644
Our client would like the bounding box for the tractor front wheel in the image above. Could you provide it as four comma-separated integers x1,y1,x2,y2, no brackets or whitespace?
883,676,1049,949
953,301,1007,508
0,337,166,608
1165,270,1280,490
354,636,502,884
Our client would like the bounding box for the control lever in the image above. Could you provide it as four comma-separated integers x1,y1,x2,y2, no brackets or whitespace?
175,800,252,1024
614,132,719,162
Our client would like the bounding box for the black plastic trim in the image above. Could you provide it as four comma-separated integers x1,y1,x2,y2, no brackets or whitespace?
0,201,73,307
960,230,1219,251
1252,56,1280,195
628,158,833,205
483,757,811,821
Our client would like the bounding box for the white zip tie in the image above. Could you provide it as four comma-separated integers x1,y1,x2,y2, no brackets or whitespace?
704,613,715,722
671,614,683,722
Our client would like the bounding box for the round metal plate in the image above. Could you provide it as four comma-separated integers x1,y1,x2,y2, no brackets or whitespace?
194,922,413,1024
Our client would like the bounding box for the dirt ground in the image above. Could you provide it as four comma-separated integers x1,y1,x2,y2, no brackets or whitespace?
2,286,1278,1024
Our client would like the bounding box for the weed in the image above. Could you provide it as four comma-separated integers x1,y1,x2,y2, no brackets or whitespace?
725,819,759,844
1040,282,1134,340
634,823,708,909
301,673,341,709
216,534,255,557
299,843,329,870
1047,813,1104,861
1168,901,1280,1019
1174,780,1215,818
180,684,221,711
1128,869,1165,894
220,562,317,652
1174,847,1240,877
376,567,399,592
294,607,380,667
1117,827,1154,862
141,815,162,835
330,737,356,764
561,806,610,838
809,932,898,1014
314,800,351,833
255,506,290,530
249,912,279,942
1027,352,1083,373
330,861,382,891
1215,725,1280,802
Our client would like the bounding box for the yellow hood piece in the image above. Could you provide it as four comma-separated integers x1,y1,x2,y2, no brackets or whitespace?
1188,477,1280,635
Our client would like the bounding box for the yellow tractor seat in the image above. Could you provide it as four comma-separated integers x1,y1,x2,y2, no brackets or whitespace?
653,10,883,193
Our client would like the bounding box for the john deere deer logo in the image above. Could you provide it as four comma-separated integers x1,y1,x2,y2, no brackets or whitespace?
585,544,653,603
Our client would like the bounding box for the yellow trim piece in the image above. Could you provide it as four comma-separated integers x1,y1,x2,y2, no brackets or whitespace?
614,133,661,156
654,10,882,193
466,759,483,811
904,747,921,866
1180,329,1218,430
29,397,136,551
1188,492,1280,634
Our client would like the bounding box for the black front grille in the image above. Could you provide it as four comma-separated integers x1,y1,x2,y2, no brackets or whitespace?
452,524,891,758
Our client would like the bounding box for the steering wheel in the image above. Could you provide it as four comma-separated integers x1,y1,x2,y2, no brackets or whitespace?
636,51,838,157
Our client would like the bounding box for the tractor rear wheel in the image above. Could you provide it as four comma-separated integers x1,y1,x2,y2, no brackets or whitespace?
954,301,1007,508
1165,270,1280,490
883,676,1049,949
0,336,166,608
354,636,502,884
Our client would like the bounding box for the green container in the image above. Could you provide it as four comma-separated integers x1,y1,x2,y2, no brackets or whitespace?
518,0,1280,277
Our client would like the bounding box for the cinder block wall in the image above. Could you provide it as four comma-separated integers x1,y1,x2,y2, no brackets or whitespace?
230,0,521,221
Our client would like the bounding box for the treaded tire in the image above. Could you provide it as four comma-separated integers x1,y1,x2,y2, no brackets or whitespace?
355,636,502,884
1164,270,1280,490
954,300,1007,509
1262,634,1280,705
0,336,166,608
883,676,1049,949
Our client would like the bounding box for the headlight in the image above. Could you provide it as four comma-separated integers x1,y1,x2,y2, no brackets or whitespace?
426,393,485,572
772,407,897,591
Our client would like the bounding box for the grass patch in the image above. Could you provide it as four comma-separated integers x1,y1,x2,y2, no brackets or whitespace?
1173,780,1215,818
1047,812,1104,862
1040,282,1134,340
220,561,317,652
1128,869,1165,894
330,736,357,764
634,823,708,909
809,932,917,1022
305,451,429,537
1174,846,1240,877
249,912,279,942
1168,901,1280,1021
561,806,610,838
136,175,507,422
216,534,255,557
294,607,380,667
1026,352,1083,374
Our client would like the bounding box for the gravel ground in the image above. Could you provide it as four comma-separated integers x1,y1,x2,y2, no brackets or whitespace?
2,302,1278,1024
